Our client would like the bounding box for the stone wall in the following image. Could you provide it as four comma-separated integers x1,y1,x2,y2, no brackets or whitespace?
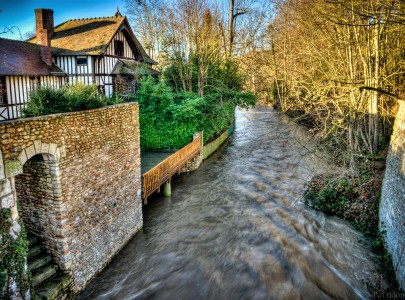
203,123,235,160
180,131,204,173
380,100,405,290
0,103,142,294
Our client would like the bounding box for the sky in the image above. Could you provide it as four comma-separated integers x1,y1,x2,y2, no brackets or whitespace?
0,0,127,40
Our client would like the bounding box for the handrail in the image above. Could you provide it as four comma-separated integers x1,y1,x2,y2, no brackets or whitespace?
142,135,202,204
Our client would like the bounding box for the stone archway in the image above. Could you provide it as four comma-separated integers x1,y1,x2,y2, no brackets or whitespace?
3,141,71,272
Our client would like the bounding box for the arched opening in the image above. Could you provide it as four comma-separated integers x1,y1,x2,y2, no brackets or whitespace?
16,154,55,245
14,153,71,296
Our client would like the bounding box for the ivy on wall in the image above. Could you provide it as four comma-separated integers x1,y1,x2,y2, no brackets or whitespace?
0,208,30,299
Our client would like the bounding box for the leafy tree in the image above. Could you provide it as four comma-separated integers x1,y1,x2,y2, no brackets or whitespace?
135,76,255,149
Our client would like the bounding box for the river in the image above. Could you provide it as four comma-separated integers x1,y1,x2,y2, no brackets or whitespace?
79,106,383,299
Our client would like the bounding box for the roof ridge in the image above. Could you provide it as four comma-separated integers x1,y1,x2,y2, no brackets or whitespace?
66,15,124,22
0,36,38,46
53,15,123,31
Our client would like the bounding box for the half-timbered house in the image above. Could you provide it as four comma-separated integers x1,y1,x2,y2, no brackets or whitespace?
0,8,157,121
0,38,65,121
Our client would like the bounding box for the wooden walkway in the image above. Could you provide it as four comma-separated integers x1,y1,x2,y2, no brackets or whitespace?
141,151,176,174
142,135,202,204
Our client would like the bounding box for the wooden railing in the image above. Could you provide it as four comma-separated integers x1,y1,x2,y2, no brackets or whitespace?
142,135,202,204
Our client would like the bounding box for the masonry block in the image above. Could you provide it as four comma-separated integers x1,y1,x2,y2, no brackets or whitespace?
10,204,19,221
25,144,36,161
5,160,23,177
49,143,58,156
41,142,50,154
0,150,4,180
17,150,28,165
59,146,66,158
1,193,15,209
55,148,61,162
0,179,11,196
34,140,42,153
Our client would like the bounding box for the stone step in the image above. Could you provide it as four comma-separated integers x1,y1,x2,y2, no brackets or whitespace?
28,245,43,259
28,254,53,273
28,235,38,247
32,264,58,287
33,274,72,300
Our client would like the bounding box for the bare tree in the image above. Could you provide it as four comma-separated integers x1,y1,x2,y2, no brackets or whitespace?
0,26,23,40
261,0,404,161
124,0,166,60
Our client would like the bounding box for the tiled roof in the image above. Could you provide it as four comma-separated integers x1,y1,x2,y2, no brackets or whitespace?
51,16,125,55
111,59,160,76
0,38,65,76
27,15,157,64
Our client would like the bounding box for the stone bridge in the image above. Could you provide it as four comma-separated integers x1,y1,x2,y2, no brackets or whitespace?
0,103,142,296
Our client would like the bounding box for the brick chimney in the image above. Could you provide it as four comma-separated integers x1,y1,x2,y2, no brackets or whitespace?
35,9,54,66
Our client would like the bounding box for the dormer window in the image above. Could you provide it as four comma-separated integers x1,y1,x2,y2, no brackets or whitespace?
77,57,88,66
114,40,124,57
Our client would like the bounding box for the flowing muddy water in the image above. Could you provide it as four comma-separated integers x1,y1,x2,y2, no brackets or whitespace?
79,106,382,299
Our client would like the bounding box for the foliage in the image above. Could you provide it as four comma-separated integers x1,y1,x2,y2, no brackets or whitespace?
0,208,30,299
135,76,255,149
304,155,402,292
163,57,244,96
305,174,357,219
22,84,123,118
304,157,385,236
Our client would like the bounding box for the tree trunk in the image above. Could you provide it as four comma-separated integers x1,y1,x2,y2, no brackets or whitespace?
371,14,380,154
228,0,235,58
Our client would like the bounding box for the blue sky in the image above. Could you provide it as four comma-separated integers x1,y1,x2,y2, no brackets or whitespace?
0,0,126,40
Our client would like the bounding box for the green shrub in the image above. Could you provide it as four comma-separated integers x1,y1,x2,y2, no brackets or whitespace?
135,76,256,149
22,84,123,118
304,158,385,237
305,175,357,217
304,157,403,292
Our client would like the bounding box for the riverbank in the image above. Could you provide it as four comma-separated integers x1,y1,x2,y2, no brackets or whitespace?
79,106,384,299
203,123,235,159
303,154,401,294
278,103,404,293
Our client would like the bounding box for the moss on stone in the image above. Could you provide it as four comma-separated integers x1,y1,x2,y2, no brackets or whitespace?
4,161,23,178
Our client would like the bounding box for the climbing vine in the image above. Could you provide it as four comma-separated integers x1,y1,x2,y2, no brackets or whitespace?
0,207,30,299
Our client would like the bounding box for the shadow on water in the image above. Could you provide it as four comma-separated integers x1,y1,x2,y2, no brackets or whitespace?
78,106,384,300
